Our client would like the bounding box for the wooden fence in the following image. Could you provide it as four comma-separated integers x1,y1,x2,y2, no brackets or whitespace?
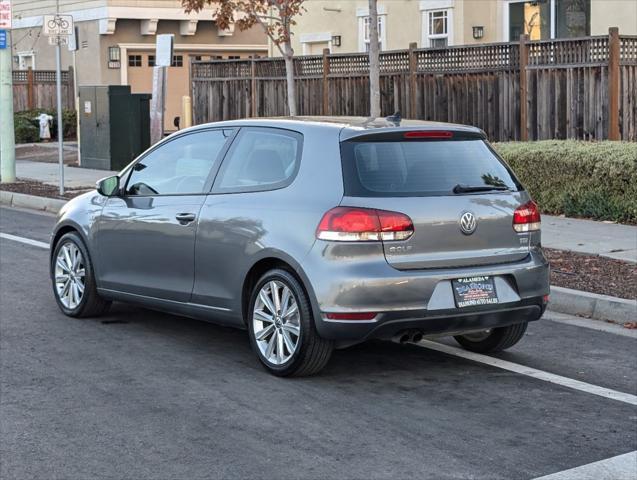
192,29,637,141
12,68,75,112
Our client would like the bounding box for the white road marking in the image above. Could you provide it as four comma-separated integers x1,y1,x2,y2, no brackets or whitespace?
532,450,637,480
416,340,637,406
0,233,49,250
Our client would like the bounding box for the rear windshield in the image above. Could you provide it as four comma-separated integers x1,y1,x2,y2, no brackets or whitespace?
340,139,522,197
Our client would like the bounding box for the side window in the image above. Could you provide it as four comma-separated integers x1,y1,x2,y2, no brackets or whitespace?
214,128,302,193
126,129,232,196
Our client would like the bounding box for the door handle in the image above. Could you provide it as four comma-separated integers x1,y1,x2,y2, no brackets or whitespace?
175,213,196,224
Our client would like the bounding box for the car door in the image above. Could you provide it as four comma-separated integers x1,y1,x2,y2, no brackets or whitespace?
192,127,303,314
95,128,235,302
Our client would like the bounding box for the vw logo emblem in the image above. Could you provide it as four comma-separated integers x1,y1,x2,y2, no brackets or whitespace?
459,211,477,235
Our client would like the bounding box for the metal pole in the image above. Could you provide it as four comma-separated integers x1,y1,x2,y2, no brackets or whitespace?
55,0,64,194
73,47,80,166
56,41,64,195
0,30,16,183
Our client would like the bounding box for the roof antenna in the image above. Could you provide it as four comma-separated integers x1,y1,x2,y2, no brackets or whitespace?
386,111,401,126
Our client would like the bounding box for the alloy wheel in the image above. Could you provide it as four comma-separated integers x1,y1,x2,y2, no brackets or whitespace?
54,241,86,310
252,280,301,365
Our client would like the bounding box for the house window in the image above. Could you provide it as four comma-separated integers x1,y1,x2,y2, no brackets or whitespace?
556,0,590,38
171,55,183,67
194,55,203,61
508,1,551,41
228,55,240,60
128,55,142,67
362,16,384,51
148,55,155,67
16,52,35,70
427,10,449,47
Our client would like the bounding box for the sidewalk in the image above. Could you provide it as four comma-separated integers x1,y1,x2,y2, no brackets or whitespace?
15,159,116,189
542,215,637,263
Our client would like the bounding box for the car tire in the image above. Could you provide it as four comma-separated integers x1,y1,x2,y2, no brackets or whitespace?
247,268,333,377
454,322,528,353
51,232,111,318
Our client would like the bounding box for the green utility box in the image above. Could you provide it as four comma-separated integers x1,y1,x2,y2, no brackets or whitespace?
79,85,151,171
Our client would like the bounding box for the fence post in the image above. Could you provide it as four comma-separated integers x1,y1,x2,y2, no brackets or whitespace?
608,27,620,140
322,48,330,115
27,67,34,110
519,34,529,141
408,42,418,119
251,59,257,117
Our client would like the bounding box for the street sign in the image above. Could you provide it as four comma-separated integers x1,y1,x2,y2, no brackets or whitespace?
0,30,6,49
0,1,11,29
155,34,174,67
43,14,73,36
48,35,68,46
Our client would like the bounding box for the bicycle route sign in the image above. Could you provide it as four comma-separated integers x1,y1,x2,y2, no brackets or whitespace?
43,14,74,36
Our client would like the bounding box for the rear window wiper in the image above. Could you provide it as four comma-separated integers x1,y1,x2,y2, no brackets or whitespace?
452,184,511,194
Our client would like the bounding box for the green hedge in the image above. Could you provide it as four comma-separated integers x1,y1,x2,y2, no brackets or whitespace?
14,109,77,144
494,140,637,224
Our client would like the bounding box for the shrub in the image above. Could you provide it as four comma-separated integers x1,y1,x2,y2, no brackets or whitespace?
13,109,77,143
14,115,40,143
493,140,637,224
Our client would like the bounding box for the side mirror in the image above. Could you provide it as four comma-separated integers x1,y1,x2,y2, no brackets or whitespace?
173,116,181,129
96,175,120,197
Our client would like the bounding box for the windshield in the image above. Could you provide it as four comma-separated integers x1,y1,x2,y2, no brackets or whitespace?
340,139,522,197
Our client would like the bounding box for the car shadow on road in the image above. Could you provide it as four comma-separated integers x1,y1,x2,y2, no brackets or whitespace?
100,302,466,381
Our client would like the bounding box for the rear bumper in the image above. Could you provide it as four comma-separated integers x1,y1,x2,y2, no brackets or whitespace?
318,298,545,342
298,243,550,342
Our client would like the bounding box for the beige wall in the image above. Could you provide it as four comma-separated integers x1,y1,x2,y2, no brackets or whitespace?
286,0,636,57
590,0,637,35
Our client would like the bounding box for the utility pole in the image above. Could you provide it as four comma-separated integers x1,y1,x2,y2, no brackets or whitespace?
368,0,381,118
55,0,64,195
0,1,16,184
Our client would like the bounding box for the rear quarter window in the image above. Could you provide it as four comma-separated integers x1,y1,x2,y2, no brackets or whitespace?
340,138,522,197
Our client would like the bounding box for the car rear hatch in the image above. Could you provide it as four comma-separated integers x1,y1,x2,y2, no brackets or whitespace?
339,128,531,270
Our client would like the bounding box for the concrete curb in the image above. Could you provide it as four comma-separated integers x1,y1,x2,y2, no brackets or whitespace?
0,191,66,214
549,286,636,324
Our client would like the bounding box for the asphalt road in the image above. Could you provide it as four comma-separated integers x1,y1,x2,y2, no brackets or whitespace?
1,206,636,480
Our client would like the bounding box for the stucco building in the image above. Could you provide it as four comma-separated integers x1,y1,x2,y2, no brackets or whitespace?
10,0,267,126
282,0,637,55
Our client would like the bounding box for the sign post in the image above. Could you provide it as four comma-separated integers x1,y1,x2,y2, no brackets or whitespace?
0,0,16,184
43,11,74,195
150,34,173,145
68,27,81,166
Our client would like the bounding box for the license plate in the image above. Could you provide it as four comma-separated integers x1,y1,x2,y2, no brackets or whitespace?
452,276,498,308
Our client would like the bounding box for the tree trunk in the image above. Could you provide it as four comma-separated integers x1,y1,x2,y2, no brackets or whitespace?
283,42,297,116
368,0,381,118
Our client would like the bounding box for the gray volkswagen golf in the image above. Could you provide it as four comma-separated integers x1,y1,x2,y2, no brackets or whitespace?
50,117,549,376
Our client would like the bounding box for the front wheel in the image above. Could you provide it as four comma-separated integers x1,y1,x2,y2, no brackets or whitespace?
454,322,528,353
51,232,111,318
248,269,333,377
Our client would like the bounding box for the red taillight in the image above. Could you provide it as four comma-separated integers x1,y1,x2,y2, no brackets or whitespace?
404,130,453,139
325,312,378,321
513,200,541,232
317,207,414,242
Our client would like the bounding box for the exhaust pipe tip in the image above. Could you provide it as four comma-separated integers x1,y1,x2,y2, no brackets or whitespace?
392,331,411,344
411,331,423,343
